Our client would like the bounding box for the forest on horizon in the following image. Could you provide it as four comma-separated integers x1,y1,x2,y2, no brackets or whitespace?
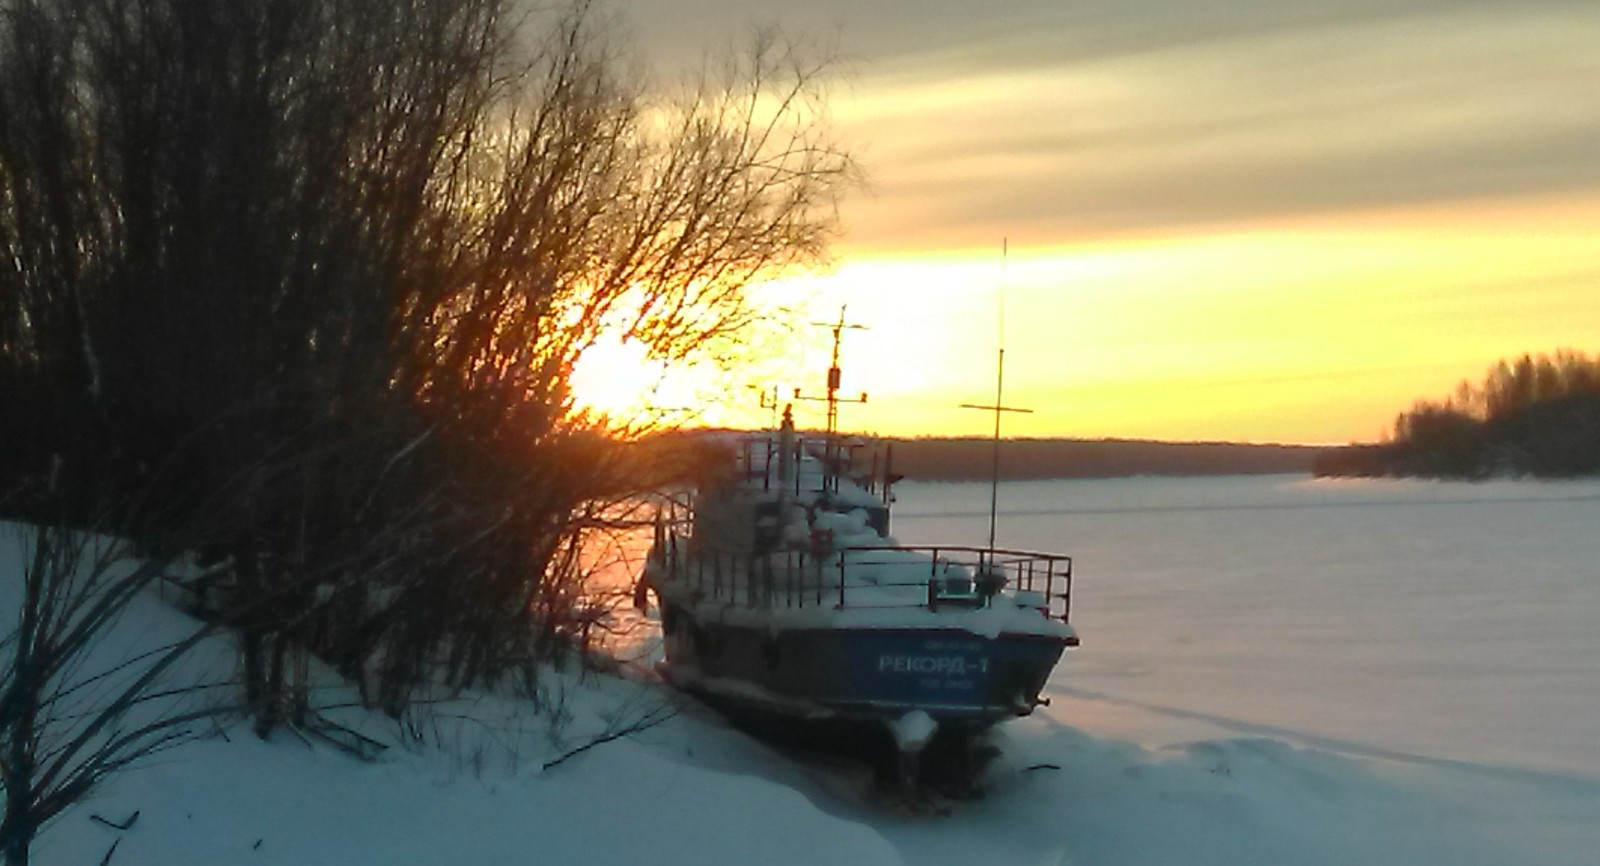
882,437,1321,481
1315,349,1600,479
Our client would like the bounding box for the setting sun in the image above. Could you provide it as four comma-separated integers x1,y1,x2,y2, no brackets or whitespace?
568,336,666,425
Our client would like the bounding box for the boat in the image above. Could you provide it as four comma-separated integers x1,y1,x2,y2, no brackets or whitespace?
641,399,1080,784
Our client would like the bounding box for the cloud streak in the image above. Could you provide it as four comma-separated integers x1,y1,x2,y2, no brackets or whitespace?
638,0,1600,250
632,1,1600,440
865,4,1600,245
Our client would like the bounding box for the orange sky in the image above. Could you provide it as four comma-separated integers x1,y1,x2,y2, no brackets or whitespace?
580,1,1600,444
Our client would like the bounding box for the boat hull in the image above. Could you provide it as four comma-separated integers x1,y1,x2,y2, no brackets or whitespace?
660,602,1067,728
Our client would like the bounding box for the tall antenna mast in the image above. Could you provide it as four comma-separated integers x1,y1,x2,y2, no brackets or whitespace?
795,305,867,494
960,240,1032,549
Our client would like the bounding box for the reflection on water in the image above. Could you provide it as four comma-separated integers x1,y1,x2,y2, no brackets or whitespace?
577,507,662,665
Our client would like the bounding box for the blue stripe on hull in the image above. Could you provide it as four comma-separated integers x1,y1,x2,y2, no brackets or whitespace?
662,606,1067,725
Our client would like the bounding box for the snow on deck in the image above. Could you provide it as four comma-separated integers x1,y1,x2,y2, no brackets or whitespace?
652,440,1077,639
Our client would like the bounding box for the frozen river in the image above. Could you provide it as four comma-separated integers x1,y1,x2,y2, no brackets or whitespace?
871,474,1600,865
892,475,1600,776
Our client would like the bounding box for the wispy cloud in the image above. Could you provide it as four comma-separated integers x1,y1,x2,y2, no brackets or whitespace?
859,4,1600,245
631,1,1600,440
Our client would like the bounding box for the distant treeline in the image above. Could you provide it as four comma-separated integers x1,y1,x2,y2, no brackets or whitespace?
884,437,1321,481
1314,349,1600,479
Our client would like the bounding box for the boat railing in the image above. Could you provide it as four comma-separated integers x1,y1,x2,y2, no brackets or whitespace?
837,545,1073,623
653,535,838,612
732,432,895,503
652,532,1073,624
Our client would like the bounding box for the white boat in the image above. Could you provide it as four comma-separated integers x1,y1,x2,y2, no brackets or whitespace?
641,407,1078,782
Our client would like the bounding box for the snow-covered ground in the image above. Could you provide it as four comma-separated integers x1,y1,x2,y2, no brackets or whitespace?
19,475,1600,865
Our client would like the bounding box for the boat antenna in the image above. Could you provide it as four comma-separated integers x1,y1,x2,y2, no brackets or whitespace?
795,305,867,494
960,239,1032,550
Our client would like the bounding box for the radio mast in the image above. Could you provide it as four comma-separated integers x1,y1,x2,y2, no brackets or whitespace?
960,241,1032,550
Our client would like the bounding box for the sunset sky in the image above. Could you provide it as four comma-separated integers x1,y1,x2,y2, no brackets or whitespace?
602,0,1600,444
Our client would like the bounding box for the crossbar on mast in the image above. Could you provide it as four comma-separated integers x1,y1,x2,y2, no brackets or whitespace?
794,305,867,494
959,240,1030,551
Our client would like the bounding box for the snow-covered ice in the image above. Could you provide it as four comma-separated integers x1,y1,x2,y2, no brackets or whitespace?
882,475,1600,864
16,474,1600,865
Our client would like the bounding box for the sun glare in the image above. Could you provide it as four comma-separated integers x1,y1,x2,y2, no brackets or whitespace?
568,336,665,425
569,333,771,429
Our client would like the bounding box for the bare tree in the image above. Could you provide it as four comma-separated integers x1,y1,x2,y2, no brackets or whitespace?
0,0,852,735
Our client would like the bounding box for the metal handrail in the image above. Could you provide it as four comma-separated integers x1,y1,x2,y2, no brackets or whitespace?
838,544,1073,623
656,532,1074,624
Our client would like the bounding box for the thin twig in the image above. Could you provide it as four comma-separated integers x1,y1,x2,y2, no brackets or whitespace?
540,707,674,772
89,810,139,831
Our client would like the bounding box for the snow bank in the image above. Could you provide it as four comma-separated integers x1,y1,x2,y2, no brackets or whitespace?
39,709,903,866
0,523,896,866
